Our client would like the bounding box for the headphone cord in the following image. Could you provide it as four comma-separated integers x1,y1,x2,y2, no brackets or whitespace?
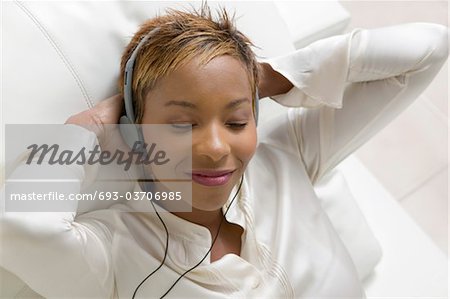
159,174,244,298
131,181,169,299
132,173,244,299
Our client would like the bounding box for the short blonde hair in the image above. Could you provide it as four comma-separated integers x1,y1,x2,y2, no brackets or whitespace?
118,3,259,123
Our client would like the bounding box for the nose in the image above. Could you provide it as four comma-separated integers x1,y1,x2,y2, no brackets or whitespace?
193,122,231,163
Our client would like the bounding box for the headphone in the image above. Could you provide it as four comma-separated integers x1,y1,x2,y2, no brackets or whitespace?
119,27,255,298
120,27,260,138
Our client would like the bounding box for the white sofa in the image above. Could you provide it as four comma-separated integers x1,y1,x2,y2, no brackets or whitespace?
1,1,447,298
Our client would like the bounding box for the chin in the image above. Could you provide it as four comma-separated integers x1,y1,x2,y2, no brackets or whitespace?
190,172,242,211
190,188,230,211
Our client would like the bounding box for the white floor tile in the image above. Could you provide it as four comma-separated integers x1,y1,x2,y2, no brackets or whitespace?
400,168,448,255
355,96,448,199
340,1,448,29
423,60,448,118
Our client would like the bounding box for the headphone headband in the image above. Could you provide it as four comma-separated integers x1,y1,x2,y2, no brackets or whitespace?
122,27,259,126
123,27,161,124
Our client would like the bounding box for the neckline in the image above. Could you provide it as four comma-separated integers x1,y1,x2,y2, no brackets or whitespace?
124,176,249,248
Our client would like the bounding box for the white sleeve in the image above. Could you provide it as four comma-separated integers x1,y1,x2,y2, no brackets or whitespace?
0,125,114,298
265,23,449,183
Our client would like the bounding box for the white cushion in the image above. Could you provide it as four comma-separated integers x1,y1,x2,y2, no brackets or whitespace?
2,1,294,126
314,169,383,281
338,157,448,297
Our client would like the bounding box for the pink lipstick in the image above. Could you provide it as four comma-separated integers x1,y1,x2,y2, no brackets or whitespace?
188,170,235,187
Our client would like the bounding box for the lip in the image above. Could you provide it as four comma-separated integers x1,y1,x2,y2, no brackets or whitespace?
186,169,236,187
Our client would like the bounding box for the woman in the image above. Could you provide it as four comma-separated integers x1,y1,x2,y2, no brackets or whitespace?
1,4,448,299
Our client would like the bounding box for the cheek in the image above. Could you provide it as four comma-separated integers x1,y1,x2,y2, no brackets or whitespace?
234,128,257,165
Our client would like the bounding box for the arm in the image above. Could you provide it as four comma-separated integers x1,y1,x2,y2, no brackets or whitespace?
262,23,448,183
0,95,125,298
0,127,114,298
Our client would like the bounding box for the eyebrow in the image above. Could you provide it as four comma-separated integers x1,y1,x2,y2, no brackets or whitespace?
164,98,251,110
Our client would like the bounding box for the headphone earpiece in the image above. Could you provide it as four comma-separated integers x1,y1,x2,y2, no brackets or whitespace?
119,115,140,150
254,88,260,126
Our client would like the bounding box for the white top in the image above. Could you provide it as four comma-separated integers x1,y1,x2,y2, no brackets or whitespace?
1,23,448,299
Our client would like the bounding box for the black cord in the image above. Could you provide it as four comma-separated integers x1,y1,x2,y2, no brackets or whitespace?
131,139,170,299
131,181,170,299
131,172,244,299
159,174,244,298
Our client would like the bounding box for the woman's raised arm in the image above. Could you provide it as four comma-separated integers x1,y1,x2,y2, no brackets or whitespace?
0,95,126,298
263,22,448,183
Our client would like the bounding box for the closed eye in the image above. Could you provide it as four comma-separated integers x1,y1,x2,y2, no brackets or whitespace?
171,123,193,130
170,123,247,130
227,123,247,129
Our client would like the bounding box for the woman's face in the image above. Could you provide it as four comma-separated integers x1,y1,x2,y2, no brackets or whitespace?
141,55,257,211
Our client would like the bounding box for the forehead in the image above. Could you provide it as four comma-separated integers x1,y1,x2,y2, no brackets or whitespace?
154,55,252,94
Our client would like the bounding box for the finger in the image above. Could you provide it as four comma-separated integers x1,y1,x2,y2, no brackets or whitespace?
95,94,124,124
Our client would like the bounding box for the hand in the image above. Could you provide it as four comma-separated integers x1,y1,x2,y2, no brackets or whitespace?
65,94,139,204
65,94,126,150
257,62,294,99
